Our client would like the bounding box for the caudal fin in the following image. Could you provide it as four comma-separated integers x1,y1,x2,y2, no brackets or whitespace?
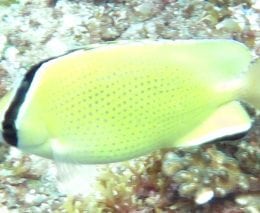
242,58,260,110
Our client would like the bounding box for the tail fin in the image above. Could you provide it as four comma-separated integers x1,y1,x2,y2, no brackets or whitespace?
242,58,260,110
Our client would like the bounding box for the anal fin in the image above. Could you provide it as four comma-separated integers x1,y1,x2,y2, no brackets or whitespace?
175,101,252,147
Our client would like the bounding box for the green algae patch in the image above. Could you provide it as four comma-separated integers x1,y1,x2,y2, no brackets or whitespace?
0,0,18,7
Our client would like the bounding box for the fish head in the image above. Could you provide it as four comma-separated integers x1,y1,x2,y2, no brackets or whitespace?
0,89,52,159
0,91,16,145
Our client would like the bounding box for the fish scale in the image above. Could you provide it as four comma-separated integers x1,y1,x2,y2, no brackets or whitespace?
23,44,218,162
0,39,258,164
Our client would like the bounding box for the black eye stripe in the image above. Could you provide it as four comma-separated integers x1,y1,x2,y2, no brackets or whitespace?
2,58,55,146
2,66,42,146
1,49,82,147
1,48,87,146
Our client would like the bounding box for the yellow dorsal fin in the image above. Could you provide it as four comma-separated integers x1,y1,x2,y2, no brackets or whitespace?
175,101,252,147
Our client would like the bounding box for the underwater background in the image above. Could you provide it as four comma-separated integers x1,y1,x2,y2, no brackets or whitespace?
0,0,259,212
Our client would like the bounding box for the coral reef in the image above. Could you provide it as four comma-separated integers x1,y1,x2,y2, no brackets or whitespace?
162,146,250,202
0,0,259,212
68,141,259,212
0,147,63,212
235,193,260,213
235,141,260,175
235,120,260,176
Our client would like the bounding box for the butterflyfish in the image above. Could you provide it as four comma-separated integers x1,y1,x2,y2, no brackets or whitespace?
0,39,259,164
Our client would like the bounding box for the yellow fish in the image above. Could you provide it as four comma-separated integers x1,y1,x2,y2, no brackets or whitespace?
0,39,259,164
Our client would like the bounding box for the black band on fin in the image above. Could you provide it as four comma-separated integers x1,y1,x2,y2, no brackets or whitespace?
209,131,249,144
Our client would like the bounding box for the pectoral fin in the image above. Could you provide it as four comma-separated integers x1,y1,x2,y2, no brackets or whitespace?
175,101,252,147
49,138,103,195
55,161,103,195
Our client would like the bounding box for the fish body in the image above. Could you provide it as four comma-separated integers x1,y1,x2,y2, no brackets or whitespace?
0,39,258,164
